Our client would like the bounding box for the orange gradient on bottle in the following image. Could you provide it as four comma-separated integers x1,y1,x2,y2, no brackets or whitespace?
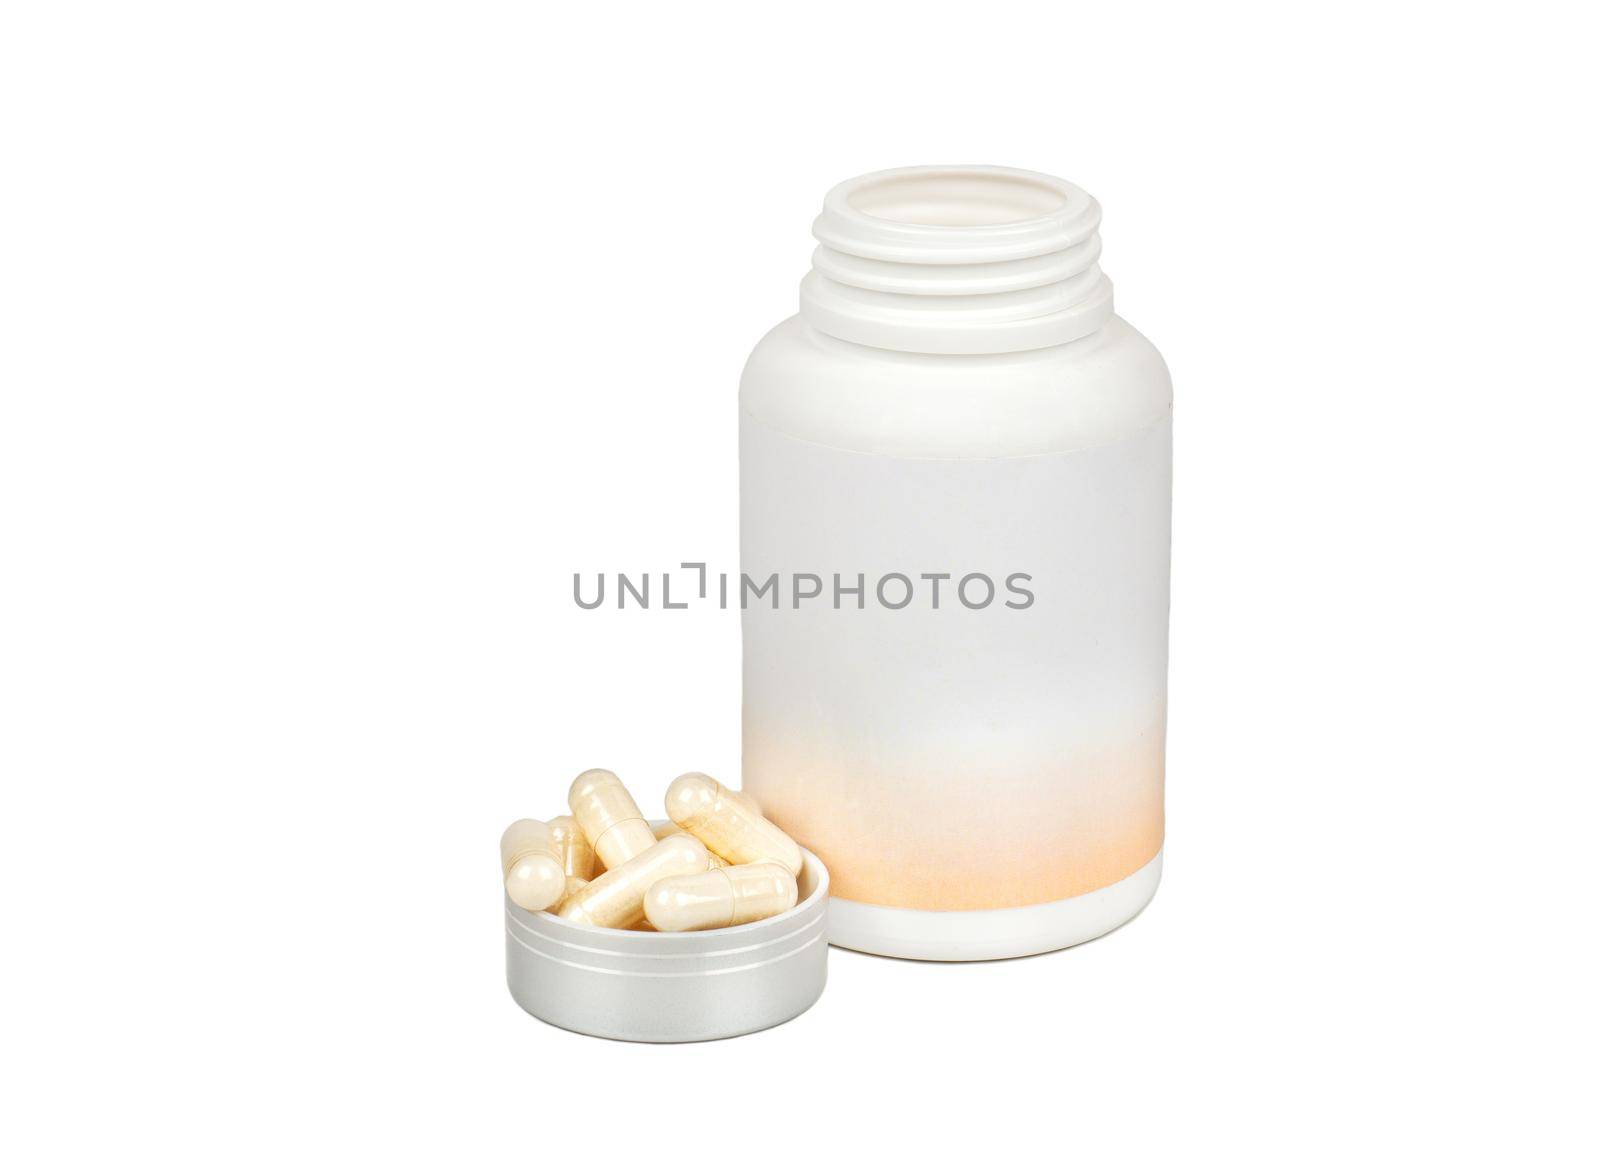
743,720,1164,911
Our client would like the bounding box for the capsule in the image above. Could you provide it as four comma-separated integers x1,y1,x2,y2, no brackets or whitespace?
653,820,733,868
500,818,567,912
665,772,803,876
563,876,589,901
547,815,597,881
557,834,710,929
568,769,656,870
645,862,799,932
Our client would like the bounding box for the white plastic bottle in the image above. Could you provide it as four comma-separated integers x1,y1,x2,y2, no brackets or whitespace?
739,166,1172,961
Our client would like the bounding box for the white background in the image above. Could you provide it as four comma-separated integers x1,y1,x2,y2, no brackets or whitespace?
3,2,1596,1167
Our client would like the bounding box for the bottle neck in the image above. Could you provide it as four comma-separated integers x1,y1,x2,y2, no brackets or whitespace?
798,165,1114,356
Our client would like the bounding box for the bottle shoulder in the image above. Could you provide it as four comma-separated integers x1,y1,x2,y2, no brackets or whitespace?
739,315,1172,458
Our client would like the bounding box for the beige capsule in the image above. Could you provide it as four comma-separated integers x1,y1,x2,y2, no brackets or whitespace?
563,876,589,901
568,769,656,870
547,815,597,881
644,862,799,932
665,772,803,876
500,818,567,912
653,821,733,868
557,834,710,929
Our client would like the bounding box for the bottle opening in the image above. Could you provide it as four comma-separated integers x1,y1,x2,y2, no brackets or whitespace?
846,169,1071,228
806,165,1113,354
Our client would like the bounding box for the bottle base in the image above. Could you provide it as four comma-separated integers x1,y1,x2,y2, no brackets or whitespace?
827,849,1162,961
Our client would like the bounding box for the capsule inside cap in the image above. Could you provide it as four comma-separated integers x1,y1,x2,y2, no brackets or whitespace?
568,769,657,870
500,818,567,912
665,772,803,876
644,862,799,932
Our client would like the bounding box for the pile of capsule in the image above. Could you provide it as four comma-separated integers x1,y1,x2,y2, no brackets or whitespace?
499,769,804,932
